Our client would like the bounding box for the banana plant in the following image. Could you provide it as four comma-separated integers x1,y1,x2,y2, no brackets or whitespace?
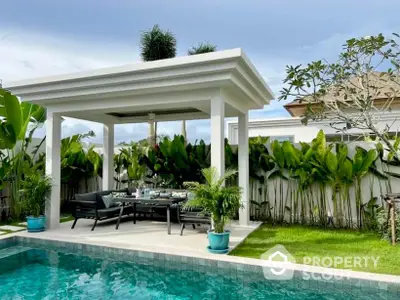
119,145,146,188
351,147,378,228
142,135,191,188
0,88,46,219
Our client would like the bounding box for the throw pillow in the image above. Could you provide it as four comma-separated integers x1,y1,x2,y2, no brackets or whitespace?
101,193,115,209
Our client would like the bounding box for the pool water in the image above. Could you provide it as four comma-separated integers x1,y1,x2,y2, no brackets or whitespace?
0,245,396,299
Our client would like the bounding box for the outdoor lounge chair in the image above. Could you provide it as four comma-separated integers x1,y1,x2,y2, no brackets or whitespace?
71,188,135,231
178,207,211,235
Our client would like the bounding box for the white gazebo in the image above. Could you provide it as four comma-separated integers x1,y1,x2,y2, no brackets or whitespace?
5,49,274,230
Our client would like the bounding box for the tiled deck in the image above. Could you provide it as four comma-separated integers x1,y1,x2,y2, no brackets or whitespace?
15,217,261,257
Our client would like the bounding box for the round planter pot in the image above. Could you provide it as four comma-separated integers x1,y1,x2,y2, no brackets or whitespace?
207,230,230,253
26,216,46,232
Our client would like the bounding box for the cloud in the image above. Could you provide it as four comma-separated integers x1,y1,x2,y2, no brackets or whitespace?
4,16,400,144
0,27,136,83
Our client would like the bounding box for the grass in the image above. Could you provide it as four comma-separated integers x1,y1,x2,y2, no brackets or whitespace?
230,224,400,275
60,214,75,223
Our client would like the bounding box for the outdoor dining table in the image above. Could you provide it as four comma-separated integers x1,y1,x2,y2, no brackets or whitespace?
114,196,186,234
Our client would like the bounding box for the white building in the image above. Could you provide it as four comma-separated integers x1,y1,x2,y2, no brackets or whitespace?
228,112,400,143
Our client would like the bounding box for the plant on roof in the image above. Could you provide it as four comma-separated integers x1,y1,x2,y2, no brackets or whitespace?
279,33,400,161
188,42,217,55
140,24,177,61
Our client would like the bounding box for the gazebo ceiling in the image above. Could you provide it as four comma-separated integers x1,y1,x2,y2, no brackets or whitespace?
107,107,201,118
5,48,274,124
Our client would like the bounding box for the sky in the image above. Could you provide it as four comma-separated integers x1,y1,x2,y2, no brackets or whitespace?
1,0,400,144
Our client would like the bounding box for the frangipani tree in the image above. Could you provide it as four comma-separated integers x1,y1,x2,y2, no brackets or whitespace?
279,33,400,159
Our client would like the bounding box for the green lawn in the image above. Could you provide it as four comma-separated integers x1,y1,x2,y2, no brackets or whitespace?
230,224,400,275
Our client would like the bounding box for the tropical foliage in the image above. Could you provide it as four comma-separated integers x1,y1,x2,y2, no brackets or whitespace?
20,174,52,217
114,142,146,189
184,167,242,233
188,43,217,55
140,24,177,61
0,88,46,219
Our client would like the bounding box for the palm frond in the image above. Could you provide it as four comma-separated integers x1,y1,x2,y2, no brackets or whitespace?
188,43,217,55
140,24,177,61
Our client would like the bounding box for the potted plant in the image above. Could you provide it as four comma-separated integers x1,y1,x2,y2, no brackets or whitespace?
184,167,242,254
21,173,52,232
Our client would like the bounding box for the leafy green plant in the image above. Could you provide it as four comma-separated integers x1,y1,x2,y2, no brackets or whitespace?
116,143,146,188
352,147,378,228
188,43,217,55
184,167,242,233
140,24,176,61
20,174,52,217
0,88,46,219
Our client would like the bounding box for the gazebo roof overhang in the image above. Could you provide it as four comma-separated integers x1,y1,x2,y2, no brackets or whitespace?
5,48,274,124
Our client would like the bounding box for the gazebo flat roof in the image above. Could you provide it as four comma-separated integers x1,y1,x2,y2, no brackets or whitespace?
5,48,274,124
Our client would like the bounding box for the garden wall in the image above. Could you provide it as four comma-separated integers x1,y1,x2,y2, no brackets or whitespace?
247,141,400,228
66,140,400,229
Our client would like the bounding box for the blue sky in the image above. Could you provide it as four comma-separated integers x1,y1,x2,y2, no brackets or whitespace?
1,0,400,143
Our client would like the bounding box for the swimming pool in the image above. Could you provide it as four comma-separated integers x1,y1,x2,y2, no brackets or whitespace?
0,238,398,299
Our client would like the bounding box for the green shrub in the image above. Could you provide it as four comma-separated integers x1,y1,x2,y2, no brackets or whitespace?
20,174,52,217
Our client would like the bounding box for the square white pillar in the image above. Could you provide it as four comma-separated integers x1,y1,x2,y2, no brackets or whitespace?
238,112,250,226
103,123,114,191
210,96,225,178
45,110,61,230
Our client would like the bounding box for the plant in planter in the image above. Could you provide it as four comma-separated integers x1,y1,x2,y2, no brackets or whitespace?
20,174,52,232
184,167,242,254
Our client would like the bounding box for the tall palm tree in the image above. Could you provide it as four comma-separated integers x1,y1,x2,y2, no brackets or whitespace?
188,42,217,55
140,24,177,143
140,24,177,61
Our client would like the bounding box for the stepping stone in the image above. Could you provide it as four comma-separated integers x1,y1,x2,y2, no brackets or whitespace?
0,225,26,232
18,222,27,226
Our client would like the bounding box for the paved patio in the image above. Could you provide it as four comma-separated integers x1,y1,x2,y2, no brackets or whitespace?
15,218,261,257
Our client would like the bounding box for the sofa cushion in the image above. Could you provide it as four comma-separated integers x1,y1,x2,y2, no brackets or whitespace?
75,192,97,202
97,206,122,218
101,193,116,209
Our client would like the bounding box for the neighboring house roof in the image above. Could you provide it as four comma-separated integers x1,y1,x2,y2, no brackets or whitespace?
284,72,400,116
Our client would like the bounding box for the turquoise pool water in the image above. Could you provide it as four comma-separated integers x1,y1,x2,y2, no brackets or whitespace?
0,245,396,299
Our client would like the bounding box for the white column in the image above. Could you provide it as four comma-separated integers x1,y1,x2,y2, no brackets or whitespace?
210,96,225,178
238,112,250,226
103,123,114,191
45,110,61,230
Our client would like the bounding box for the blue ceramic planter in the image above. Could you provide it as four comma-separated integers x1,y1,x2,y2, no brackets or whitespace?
27,216,46,232
208,230,230,253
